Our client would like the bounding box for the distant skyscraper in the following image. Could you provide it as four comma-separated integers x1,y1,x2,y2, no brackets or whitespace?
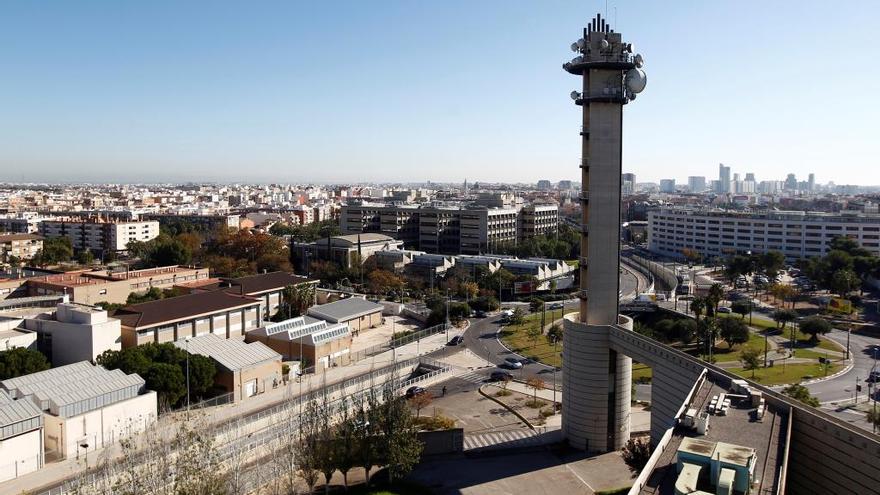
745,173,755,182
558,180,573,190
718,163,731,193
659,179,676,193
808,173,815,192
687,176,706,193
784,173,797,190
621,173,636,196
537,179,552,190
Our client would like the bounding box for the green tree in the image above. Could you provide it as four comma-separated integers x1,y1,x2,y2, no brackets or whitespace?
690,297,706,325
76,249,95,265
32,237,73,266
799,316,832,343
144,362,187,411
718,317,750,349
731,300,750,319
830,269,859,298
621,438,652,473
782,383,820,407
759,250,786,279
509,307,526,325
379,383,423,483
772,308,797,332
0,347,50,380
707,283,725,315
740,347,762,378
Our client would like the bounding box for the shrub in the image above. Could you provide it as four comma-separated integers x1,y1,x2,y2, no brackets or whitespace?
525,399,547,409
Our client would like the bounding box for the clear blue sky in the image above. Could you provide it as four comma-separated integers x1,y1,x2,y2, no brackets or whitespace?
1,1,878,185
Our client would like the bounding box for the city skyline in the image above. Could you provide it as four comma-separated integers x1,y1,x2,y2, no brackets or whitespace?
1,1,878,185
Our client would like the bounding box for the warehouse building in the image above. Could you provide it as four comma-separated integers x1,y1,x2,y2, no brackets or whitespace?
0,362,156,460
0,390,43,482
306,297,384,336
174,333,282,401
246,316,352,370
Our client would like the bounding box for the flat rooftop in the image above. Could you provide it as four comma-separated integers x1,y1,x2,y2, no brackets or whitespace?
639,377,786,495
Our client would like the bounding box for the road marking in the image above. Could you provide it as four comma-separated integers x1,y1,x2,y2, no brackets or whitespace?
564,463,595,491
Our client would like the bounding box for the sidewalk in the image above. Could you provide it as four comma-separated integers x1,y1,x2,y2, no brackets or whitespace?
0,330,453,495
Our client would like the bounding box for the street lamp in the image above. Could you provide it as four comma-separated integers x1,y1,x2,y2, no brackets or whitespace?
185,336,192,418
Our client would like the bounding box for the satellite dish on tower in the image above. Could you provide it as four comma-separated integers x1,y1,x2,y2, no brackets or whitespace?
570,91,581,100
571,42,579,52
634,53,644,68
576,38,586,50
625,69,647,94
600,39,609,50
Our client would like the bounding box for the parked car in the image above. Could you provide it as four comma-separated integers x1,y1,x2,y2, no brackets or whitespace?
547,302,563,310
717,306,732,314
474,310,487,318
405,386,427,398
866,371,880,383
447,335,464,346
490,371,514,382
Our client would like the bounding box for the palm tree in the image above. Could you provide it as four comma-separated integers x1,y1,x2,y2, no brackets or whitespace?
690,297,705,325
708,283,724,315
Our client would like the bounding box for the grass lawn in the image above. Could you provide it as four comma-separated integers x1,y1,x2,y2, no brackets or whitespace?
705,332,767,363
499,313,563,368
728,361,843,385
719,314,843,352
632,362,653,382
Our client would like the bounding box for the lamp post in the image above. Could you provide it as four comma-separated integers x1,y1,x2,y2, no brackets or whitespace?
185,336,192,419
445,288,450,342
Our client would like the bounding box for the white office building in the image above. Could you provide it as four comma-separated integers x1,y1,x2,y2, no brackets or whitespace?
648,207,880,260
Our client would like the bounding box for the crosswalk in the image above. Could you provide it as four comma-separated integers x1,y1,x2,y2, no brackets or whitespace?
456,371,489,385
464,428,552,451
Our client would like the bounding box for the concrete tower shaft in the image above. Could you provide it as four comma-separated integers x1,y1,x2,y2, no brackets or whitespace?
561,13,645,453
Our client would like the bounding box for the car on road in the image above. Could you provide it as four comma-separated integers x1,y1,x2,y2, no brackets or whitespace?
405,386,427,398
447,335,464,346
717,306,732,314
490,371,514,382
866,371,880,383
503,357,524,369
474,310,487,318
547,302,563,310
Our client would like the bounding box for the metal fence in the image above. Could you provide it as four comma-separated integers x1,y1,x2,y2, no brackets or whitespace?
301,322,450,374
37,357,454,495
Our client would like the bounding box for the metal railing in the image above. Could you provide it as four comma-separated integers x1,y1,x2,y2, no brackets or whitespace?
37,357,454,495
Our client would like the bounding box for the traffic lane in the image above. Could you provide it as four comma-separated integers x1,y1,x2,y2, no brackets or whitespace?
462,315,562,386
807,329,879,403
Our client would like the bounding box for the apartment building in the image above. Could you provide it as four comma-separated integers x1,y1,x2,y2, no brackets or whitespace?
648,207,880,260
38,219,159,254
339,203,549,255
26,265,210,305
0,234,42,262
519,204,559,241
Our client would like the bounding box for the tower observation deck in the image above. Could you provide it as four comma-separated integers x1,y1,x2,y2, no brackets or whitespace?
561,13,646,453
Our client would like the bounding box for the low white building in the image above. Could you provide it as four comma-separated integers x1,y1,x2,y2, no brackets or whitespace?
19,303,121,366
0,362,156,460
0,316,37,352
0,390,43,482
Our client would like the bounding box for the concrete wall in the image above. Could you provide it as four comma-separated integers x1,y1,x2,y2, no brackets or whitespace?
44,391,157,459
784,406,880,495
562,318,612,453
0,428,43,482
344,311,383,336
